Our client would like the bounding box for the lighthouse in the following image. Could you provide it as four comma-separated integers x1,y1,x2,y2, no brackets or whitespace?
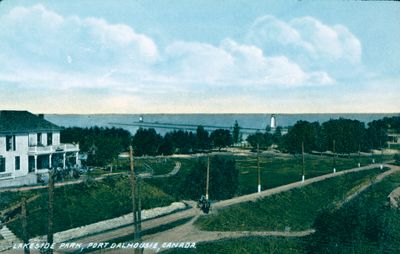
270,114,276,129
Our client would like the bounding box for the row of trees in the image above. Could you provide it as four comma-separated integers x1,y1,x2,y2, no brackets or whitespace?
132,127,233,156
61,127,131,166
245,116,399,154
61,126,234,165
61,116,399,165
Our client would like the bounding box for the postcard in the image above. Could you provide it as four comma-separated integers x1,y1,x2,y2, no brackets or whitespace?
0,1,399,253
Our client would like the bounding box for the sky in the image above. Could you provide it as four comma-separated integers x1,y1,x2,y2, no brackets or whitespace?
0,0,399,114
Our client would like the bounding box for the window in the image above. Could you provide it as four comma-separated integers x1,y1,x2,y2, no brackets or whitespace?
15,156,20,170
6,135,16,151
0,157,5,172
47,133,53,146
37,133,42,146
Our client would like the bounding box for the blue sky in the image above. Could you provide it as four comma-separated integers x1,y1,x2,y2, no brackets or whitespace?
0,0,399,113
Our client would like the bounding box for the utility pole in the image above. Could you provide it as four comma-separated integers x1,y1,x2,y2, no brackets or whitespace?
333,140,336,173
206,156,210,201
21,197,30,254
302,141,305,182
380,140,384,169
257,143,261,193
47,170,54,254
358,144,361,167
129,146,139,253
136,175,143,254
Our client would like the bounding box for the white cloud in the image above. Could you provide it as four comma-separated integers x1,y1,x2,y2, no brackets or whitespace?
161,39,334,87
0,5,336,99
0,4,159,73
247,15,362,64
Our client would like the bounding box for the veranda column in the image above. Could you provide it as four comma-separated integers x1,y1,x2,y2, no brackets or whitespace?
75,152,79,166
34,155,38,173
49,154,52,168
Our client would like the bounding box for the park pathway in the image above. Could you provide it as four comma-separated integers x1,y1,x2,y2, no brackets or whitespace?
0,161,182,193
50,163,398,254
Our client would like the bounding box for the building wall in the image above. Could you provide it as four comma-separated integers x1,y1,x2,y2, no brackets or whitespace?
1,131,66,184
0,134,29,178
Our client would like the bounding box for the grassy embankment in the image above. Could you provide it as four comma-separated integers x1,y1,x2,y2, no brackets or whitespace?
147,153,391,200
168,169,400,254
195,167,385,231
2,175,175,239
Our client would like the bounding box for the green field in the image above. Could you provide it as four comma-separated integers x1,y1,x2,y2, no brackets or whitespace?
1,152,393,243
165,236,307,254
195,168,385,232
169,169,399,254
3,175,175,239
235,153,389,195
308,171,400,253
146,153,391,200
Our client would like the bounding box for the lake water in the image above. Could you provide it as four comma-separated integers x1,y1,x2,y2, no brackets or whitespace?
45,113,399,135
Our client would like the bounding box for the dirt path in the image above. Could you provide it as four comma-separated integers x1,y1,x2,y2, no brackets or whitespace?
339,165,400,206
73,164,394,254
134,164,399,254
213,163,385,209
142,161,182,179
0,172,125,193
0,161,182,193
4,163,393,253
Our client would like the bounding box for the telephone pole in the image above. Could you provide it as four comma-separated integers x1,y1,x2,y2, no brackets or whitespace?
333,140,336,173
136,176,143,254
47,170,54,254
129,146,140,253
206,156,210,200
257,144,261,193
358,144,361,167
21,197,30,254
302,141,305,182
380,140,384,169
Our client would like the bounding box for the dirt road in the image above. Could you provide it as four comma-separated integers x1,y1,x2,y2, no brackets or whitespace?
63,163,397,254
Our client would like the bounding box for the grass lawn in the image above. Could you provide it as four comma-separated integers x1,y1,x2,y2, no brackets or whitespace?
235,153,392,195
168,170,400,254
145,153,393,200
3,174,175,239
307,171,400,253
165,236,308,254
194,167,385,232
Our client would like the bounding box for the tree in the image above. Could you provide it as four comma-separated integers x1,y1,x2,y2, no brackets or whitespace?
282,121,320,154
210,129,232,151
180,156,238,200
168,130,195,154
61,127,131,166
132,128,162,156
232,121,241,144
195,126,210,151
322,119,366,154
246,131,273,150
272,126,283,146
158,133,174,155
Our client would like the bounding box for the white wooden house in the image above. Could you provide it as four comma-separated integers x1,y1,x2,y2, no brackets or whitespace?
0,110,79,187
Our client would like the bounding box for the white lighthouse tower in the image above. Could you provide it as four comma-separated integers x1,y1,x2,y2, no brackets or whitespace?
270,114,276,129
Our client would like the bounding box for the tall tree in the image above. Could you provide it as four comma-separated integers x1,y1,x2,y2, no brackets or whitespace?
132,128,162,156
246,131,273,150
282,121,320,154
210,129,232,151
195,126,210,151
232,121,241,144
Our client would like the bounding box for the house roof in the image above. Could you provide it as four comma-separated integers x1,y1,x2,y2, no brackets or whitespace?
0,110,61,134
